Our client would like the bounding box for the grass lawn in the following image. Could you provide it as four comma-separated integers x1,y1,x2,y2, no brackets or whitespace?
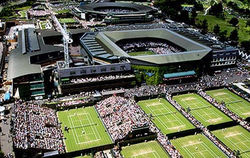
138,98,195,135
225,0,250,9
59,18,77,24
57,107,113,152
14,6,31,11
129,51,155,56
196,14,250,42
173,93,232,126
171,134,226,158
206,88,250,119
121,141,169,158
212,125,250,158
56,9,70,14
18,10,26,18
40,21,47,29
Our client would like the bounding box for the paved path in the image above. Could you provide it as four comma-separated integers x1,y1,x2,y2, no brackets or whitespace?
0,104,15,157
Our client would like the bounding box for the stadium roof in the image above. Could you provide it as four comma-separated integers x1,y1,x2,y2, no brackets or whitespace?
8,28,63,80
80,32,119,62
96,29,212,65
79,2,156,15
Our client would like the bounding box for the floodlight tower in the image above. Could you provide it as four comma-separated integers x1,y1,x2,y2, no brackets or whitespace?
51,15,73,68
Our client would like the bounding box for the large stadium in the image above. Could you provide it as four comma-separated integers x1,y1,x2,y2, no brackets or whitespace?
74,2,158,23
95,29,211,65
79,28,212,85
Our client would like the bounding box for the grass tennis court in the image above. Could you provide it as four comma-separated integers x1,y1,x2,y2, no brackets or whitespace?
212,125,250,158
173,93,232,126
138,98,195,135
206,88,250,119
171,134,226,158
121,141,169,158
58,18,77,24
57,107,113,152
129,51,155,56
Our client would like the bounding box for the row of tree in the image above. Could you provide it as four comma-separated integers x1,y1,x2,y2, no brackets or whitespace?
154,0,250,54
0,0,34,18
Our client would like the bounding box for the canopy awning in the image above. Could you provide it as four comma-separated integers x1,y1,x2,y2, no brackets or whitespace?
4,92,10,101
164,70,196,79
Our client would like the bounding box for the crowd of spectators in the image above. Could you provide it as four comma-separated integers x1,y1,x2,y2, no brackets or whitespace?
12,100,64,153
118,40,183,55
199,68,249,88
96,23,169,32
28,10,51,17
229,86,250,102
68,74,135,84
46,91,95,108
56,97,91,108
97,8,135,13
125,84,166,98
149,122,181,157
95,96,149,141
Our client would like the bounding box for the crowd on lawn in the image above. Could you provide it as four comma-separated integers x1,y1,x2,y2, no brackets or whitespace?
118,40,182,55
69,74,134,84
12,100,65,153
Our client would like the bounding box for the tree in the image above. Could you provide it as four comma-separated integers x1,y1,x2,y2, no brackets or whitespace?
193,1,204,11
154,0,182,20
180,10,190,24
190,9,197,25
219,30,228,42
241,40,250,54
191,8,197,19
229,29,239,42
213,24,220,34
0,150,3,158
229,17,239,27
201,19,208,34
209,2,223,17
246,19,250,27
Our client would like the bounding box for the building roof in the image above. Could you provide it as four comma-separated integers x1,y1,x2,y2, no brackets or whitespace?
79,2,156,15
96,29,212,65
8,28,63,80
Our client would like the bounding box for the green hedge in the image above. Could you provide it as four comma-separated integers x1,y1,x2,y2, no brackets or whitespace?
132,65,163,85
